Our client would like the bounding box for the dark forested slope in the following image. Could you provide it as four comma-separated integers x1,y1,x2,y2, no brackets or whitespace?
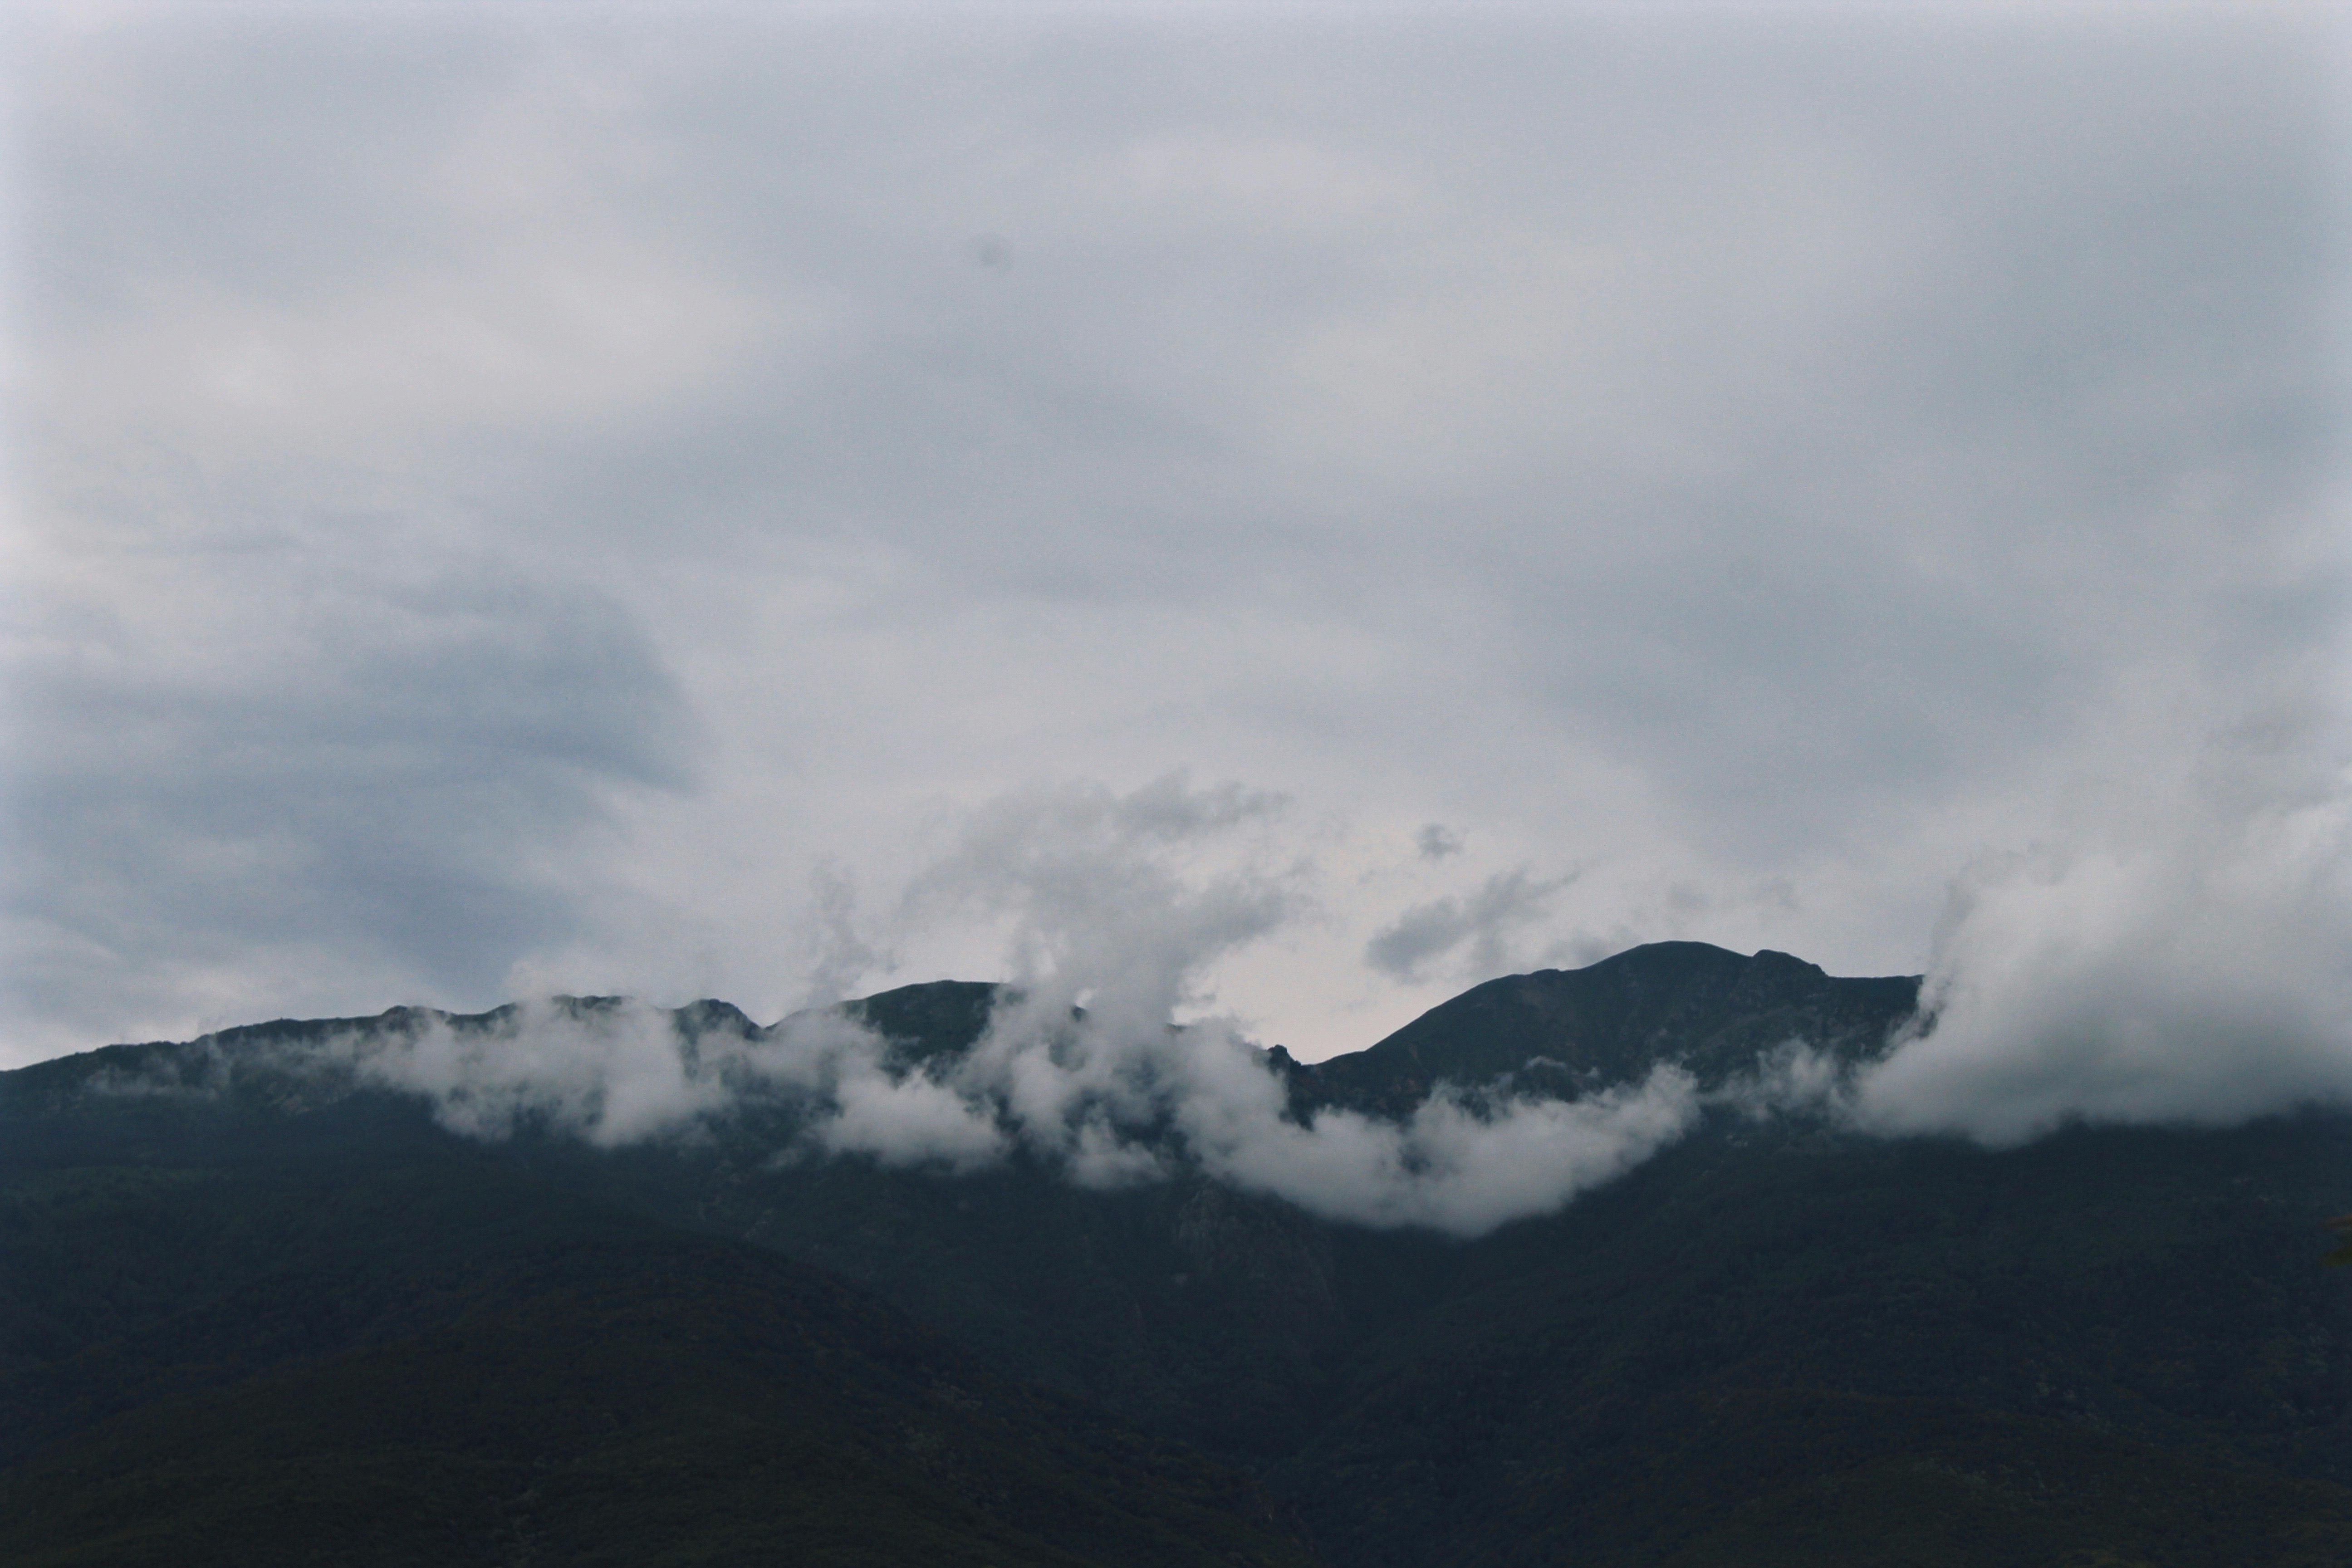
0,1100,1311,1568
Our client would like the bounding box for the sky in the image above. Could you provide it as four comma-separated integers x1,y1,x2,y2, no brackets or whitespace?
6,0,2350,1092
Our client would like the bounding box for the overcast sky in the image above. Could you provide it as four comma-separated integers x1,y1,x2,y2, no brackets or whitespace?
5,1,2347,1073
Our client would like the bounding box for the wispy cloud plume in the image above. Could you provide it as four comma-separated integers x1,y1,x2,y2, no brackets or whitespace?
1364,866,1577,984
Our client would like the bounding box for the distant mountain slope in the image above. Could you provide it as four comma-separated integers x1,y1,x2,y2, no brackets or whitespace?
10,941,2352,1566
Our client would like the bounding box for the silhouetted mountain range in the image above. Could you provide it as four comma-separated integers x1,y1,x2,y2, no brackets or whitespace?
8,942,2352,1565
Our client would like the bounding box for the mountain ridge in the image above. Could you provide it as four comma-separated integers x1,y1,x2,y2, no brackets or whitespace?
7,941,1924,1123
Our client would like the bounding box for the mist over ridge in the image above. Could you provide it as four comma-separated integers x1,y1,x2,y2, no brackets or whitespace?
60,833,2352,1241
49,725,2352,1238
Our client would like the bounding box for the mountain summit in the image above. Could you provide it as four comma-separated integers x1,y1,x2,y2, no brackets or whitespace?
1292,941,1920,1113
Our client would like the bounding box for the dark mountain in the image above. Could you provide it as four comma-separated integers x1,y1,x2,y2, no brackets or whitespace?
840,978,1002,1068
8,941,2352,1565
1282,941,1921,1114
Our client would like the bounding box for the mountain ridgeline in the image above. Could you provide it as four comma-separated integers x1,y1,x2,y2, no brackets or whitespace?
7,942,2352,1566
830,942,1923,1110
1279,941,1921,1111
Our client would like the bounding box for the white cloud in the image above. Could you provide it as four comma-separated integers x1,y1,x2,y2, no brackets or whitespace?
346,997,730,1147
302,979,1705,1238
817,1057,1008,1171
1186,1061,1701,1236
1851,699,2352,1144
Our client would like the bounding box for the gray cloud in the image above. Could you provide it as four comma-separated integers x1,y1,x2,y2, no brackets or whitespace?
2,563,697,1055
1363,867,1576,984
6,6,2344,1081
1494,31,2342,862
1414,823,1462,861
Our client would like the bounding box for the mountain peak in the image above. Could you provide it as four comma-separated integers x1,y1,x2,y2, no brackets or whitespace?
1293,942,1919,1113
